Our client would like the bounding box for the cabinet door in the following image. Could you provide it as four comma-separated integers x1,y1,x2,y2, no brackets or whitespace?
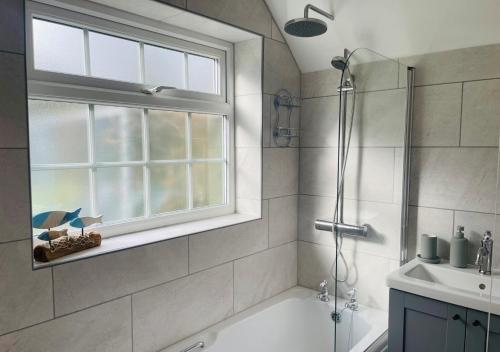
465,309,500,352
389,289,466,352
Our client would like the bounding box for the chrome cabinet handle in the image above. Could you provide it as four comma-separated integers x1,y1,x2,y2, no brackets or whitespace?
179,341,204,352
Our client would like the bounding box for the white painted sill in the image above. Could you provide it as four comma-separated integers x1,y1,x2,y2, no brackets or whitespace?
32,212,260,270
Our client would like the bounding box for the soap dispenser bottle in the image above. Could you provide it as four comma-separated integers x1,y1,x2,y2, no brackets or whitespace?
450,225,468,268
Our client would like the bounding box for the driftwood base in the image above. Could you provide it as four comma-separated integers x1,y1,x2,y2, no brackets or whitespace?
33,232,102,262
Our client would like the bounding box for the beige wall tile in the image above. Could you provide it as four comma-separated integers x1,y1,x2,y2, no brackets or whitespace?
262,94,272,147
236,147,261,200
269,195,298,247
263,39,300,96
0,149,31,242
263,147,299,198
300,96,339,147
0,52,28,148
53,238,188,316
298,195,335,246
0,240,53,335
299,147,337,197
350,89,406,147
336,248,391,311
234,241,297,312
412,83,462,147
462,79,500,146
187,0,272,37
344,147,395,203
407,206,454,260
189,204,268,273
235,38,262,96
235,94,262,147
298,241,334,292
271,20,285,43
0,297,132,352
0,0,24,53
400,44,500,86
132,263,233,352
410,147,498,213
301,70,341,99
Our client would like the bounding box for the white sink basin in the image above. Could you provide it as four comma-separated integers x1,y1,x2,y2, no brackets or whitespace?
387,259,500,314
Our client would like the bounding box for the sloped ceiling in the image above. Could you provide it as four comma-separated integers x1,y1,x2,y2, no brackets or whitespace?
265,0,500,73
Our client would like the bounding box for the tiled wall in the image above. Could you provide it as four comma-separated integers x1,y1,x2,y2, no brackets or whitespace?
297,43,500,312
401,45,500,266
0,1,300,351
297,58,406,311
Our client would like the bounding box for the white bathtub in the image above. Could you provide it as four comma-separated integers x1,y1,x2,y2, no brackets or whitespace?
162,287,388,352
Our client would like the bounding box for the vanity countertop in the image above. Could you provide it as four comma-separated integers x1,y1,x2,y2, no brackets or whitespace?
386,258,500,315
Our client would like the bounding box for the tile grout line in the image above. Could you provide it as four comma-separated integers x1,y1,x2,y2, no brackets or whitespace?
51,267,56,318
459,82,464,147
130,295,134,352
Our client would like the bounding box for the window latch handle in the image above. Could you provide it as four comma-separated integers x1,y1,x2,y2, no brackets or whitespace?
141,86,176,95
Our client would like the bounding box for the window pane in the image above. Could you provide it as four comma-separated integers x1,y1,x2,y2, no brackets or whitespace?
94,105,143,162
192,162,224,208
89,32,140,83
96,167,144,222
149,110,187,160
187,54,216,94
150,164,188,214
144,45,185,89
31,169,91,216
28,100,89,164
191,113,223,159
32,19,85,75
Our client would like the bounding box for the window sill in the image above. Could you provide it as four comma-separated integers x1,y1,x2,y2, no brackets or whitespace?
32,212,260,270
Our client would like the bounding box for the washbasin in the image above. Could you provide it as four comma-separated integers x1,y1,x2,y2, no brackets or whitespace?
387,259,500,315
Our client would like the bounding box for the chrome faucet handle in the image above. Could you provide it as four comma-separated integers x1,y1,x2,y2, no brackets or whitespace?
347,288,357,301
317,280,329,302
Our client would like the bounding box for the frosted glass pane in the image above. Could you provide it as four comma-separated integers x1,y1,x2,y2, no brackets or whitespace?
192,113,223,159
31,169,91,216
150,164,188,214
187,54,216,94
28,100,89,164
192,162,224,208
144,45,185,88
94,105,143,162
149,110,187,160
32,19,85,75
96,167,143,222
89,32,140,83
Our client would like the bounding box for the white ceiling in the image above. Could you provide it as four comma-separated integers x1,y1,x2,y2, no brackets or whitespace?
265,0,500,73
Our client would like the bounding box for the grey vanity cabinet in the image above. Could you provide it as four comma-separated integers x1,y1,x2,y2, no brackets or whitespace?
388,289,500,352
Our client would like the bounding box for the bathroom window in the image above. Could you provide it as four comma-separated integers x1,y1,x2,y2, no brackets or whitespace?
26,1,234,237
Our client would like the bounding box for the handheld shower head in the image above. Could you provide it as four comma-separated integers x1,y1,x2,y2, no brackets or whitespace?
331,56,348,71
284,4,334,38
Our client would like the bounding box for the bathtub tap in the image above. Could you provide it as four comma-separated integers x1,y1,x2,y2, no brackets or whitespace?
317,280,330,302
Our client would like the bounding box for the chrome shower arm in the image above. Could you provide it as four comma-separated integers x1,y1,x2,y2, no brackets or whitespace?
304,4,334,20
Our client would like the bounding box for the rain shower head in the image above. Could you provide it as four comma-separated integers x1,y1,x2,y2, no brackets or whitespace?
284,4,334,38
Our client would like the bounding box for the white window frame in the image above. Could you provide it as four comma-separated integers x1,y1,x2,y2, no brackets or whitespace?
26,0,235,238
